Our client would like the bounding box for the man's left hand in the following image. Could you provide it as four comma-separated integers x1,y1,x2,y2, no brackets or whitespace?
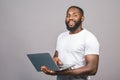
41,66,56,75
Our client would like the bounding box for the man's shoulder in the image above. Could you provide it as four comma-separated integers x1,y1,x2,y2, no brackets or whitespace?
59,31,69,36
83,29,96,37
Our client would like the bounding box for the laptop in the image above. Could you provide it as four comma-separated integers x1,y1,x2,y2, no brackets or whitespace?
27,53,75,72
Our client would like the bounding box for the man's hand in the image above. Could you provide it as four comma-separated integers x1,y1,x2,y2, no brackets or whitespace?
53,50,63,65
53,57,62,65
41,66,56,75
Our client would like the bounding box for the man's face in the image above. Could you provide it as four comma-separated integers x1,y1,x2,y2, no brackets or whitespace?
65,8,83,32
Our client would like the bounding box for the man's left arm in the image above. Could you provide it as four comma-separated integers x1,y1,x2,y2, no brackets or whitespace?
55,54,99,76
41,54,99,76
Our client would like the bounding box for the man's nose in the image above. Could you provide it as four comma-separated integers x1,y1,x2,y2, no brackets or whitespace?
69,15,74,19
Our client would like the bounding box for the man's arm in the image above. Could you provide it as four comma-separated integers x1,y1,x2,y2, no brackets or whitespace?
41,54,99,76
56,54,99,76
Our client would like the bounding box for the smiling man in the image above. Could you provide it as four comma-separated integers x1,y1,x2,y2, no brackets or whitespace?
41,6,100,80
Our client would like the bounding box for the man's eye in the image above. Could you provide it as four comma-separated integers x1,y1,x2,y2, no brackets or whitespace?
74,15,78,17
66,15,70,17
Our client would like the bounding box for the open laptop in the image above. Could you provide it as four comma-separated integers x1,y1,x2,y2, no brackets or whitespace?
27,53,75,72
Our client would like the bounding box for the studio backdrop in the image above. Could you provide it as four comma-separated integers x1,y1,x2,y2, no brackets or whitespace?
0,0,120,80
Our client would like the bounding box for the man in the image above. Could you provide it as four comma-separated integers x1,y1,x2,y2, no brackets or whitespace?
41,6,100,80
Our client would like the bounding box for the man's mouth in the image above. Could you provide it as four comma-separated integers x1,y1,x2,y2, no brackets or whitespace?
68,20,75,27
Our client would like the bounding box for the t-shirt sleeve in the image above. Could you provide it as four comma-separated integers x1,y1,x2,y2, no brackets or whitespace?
56,33,62,51
85,34,100,55
56,37,59,51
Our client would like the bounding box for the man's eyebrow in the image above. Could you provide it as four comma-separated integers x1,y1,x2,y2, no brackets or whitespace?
67,12,79,15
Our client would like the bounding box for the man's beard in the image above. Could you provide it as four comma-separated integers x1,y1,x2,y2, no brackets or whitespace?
65,19,82,32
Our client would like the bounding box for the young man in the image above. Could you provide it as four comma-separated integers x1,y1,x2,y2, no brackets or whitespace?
41,6,100,80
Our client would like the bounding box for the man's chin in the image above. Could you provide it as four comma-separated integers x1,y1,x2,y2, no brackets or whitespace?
67,26,75,32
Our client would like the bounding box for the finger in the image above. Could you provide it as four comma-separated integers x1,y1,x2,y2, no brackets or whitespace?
41,66,55,75
41,66,48,71
58,60,62,64
41,66,51,73
43,68,55,75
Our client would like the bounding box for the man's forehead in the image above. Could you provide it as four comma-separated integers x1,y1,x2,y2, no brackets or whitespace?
67,8,80,14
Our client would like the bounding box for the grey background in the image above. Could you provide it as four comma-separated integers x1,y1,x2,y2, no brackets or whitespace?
0,0,120,80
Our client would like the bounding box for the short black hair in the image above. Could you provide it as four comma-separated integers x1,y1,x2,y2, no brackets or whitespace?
67,6,84,16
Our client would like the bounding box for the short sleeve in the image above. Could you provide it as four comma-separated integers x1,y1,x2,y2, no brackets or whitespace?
85,34,100,55
56,32,64,51
56,35,60,51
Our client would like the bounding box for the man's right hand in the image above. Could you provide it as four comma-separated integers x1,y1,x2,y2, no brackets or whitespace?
53,57,62,65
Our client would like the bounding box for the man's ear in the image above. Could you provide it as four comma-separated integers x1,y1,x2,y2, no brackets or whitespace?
81,16,85,22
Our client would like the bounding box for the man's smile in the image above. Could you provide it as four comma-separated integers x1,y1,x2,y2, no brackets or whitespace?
68,20,75,27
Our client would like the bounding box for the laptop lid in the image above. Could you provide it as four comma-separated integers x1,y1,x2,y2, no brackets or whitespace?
27,53,59,72
27,53,75,72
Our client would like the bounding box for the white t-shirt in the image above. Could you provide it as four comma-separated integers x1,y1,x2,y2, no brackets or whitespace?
56,29,100,69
